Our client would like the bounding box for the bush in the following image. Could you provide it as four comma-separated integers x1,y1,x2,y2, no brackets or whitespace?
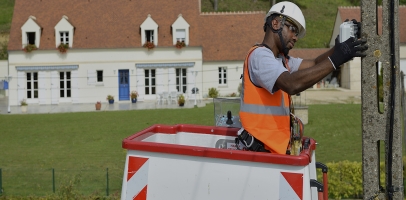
208,87,219,98
0,41,7,60
318,160,387,199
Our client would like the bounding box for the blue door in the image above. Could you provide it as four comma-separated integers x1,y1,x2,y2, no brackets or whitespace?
118,70,130,100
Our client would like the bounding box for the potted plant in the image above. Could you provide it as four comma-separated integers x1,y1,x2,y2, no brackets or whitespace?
106,95,114,104
130,91,138,103
175,41,186,49
178,94,185,106
143,41,155,50
57,43,69,53
23,44,38,53
95,101,101,110
20,99,28,113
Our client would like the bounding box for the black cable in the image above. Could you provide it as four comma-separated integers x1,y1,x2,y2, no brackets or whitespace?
387,0,396,199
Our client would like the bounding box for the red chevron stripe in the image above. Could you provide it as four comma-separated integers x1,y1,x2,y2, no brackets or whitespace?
127,156,149,181
133,185,147,200
281,172,303,200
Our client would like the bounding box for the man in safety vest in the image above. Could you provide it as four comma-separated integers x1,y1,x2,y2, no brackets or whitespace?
237,1,368,154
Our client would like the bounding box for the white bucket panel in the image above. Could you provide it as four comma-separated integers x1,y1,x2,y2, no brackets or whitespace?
121,124,319,200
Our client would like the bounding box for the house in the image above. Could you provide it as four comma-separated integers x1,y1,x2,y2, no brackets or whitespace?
329,6,406,90
7,0,265,106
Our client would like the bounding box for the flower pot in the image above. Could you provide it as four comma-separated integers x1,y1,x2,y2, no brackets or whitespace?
21,105,27,113
108,99,114,104
131,98,137,103
179,103,184,107
95,103,101,110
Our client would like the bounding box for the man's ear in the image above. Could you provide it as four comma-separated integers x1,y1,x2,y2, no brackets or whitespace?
271,18,280,30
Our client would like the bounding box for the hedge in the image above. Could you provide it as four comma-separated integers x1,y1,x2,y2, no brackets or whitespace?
319,158,406,199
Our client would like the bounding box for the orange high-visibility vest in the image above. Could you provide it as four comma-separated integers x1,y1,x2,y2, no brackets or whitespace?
239,46,291,154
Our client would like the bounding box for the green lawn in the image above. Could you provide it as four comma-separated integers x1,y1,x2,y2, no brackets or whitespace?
0,0,14,33
0,103,364,197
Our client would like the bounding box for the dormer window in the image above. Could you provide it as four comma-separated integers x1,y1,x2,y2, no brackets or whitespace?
21,16,41,48
172,14,190,46
140,14,158,46
145,30,154,42
60,31,69,44
54,15,74,48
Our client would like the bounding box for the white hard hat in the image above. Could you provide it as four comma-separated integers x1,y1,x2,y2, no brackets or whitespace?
265,1,306,38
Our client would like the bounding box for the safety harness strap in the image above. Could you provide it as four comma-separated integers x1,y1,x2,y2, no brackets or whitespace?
236,130,270,152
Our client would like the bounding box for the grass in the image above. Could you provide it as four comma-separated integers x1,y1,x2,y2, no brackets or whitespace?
0,0,14,33
0,103,365,197
305,104,362,162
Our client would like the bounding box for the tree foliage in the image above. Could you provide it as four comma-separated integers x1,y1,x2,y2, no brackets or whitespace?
0,41,7,60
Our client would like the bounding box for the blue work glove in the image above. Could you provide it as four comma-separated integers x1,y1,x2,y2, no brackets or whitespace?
328,35,368,69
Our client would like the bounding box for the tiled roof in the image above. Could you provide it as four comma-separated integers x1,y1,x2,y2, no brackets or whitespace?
200,12,265,61
9,0,201,50
337,6,406,43
8,0,324,62
8,0,267,62
289,48,330,60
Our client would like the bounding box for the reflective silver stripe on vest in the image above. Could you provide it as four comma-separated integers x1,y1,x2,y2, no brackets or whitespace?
240,95,290,116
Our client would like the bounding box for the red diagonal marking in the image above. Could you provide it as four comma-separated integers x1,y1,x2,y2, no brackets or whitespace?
133,185,147,200
127,156,149,181
281,172,303,199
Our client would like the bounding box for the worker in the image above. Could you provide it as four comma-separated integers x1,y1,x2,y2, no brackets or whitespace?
237,1,368,154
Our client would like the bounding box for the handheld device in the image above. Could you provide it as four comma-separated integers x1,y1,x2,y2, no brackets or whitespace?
339,21,358,43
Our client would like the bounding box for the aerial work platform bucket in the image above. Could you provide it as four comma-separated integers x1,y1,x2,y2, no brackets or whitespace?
121,124,324,200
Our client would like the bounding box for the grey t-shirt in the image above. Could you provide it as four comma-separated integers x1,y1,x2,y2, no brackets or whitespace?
248,47,302,94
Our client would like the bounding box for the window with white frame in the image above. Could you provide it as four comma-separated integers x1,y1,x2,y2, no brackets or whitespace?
145,69,156,95
176,68,187,93
145,30,154,42
176,29,185,42
219,67,227,85
60,31,69,45
26,72,38,99
27,32,36,45
97,70,103,82
60,71,71,98
172,14,190,46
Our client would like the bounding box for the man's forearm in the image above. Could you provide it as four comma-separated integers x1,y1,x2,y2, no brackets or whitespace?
314,48,334,65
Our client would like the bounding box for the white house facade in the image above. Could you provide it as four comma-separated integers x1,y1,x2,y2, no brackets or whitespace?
7,0,265,106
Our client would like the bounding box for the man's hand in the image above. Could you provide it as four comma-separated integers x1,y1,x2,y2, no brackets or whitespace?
329,35,368,69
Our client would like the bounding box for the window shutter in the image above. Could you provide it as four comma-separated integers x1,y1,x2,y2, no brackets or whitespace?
136,68,145,101
168,68,176,92
187,69,194,96
87,70,96,85
71,70,79,103
17,71,26,103
51,71,59,104
38,71,46,104
156,68,164,94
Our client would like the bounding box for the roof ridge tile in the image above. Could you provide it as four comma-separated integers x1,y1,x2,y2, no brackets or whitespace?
200,11,265,15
